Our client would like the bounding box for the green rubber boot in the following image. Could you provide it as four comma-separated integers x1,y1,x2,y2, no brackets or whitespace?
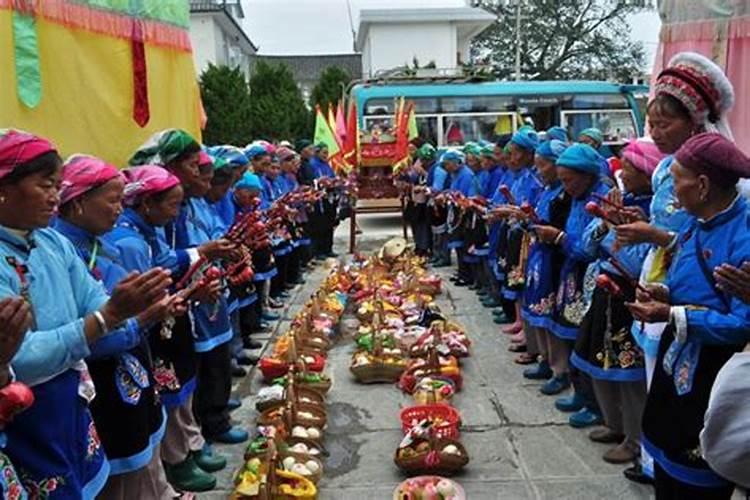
165,455,217,492
192,444,227,472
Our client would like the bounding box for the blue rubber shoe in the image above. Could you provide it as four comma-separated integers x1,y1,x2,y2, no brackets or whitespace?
554,391,584,412
262,311,281,322
212,427,249,444
541,373,571,395
524,361,553,380
227,398,242,412
569,407,604,428
192,444,227,472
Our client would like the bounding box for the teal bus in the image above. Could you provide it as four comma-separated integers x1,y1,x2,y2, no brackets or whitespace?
351,79,648,149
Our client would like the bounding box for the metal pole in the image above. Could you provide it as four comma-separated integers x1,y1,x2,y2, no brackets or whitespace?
514,0,522,81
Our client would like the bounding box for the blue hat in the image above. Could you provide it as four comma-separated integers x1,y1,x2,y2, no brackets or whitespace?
440,149,464,166
536,140,567,161
546,126,569,143
207,145,249,168
235,172,263,191
510,128,539,152
244,144,269,160
555,143,604,175
578,128,604,148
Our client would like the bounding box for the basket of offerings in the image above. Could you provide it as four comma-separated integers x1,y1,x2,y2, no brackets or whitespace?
394,435,469,476
233,442,317,500
257,400,327,431
259,336,326,382
271,366,332,396
399,348,462,394
412,377,456,406
350,333,408,384
255,380,326,413
409,321,470,359
400,404,461,440
393,476,466,500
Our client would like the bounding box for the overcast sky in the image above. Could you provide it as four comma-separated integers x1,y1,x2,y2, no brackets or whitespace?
241,0,661,70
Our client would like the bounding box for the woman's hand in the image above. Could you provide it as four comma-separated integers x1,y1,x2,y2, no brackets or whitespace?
0,297,32,365
137,294,183,326
625,300,671,323
190,276,222,305
637,283,669,303
198,239,238,261
615,221,662,246
532,225,562,244
102,269,172,326
714,262,750,304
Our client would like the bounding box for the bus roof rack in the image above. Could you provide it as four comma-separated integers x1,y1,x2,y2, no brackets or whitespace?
366,66,494,86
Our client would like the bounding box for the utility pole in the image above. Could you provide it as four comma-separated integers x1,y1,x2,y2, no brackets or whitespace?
513,0,523,81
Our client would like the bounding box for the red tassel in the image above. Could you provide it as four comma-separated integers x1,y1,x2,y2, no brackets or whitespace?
132,20,149,127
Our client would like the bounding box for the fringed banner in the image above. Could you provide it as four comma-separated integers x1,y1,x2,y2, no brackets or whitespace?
0,0,192,52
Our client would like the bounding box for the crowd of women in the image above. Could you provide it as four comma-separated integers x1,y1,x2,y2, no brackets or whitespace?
0,130,346,499
398,51,750,500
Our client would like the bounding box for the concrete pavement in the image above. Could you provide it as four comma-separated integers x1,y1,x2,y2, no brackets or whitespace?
201,214,654,499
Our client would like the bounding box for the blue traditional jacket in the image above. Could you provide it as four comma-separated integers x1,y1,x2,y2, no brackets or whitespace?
482,165,506,200
107,208,198,407
547,180,611,340
54,218,165,476
310,157,335,179
1,226,109,499
522,181,566,327
166,199,233,353
449,165,477,197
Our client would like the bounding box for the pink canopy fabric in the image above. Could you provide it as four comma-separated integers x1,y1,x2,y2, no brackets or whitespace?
652,1,750,153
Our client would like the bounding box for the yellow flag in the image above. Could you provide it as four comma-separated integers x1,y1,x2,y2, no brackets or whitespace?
407,105,418,141
314,105,340,156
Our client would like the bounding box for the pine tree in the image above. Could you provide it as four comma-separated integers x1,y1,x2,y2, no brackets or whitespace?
247,60,310,142
199,64,254,146
309,66,352,111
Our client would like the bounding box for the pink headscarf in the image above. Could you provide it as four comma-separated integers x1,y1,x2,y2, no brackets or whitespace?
621,139,666,176
198,150,213,167
59,155,123,205
0,129,56,180
122,165,181,206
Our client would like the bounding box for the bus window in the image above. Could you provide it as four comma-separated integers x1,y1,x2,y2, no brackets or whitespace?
415,116,439,146
441,114,515,145
364,97,439,115
561,110,637,145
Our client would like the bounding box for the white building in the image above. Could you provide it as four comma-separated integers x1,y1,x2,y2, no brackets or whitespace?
355,4,495,78
189,1,257,81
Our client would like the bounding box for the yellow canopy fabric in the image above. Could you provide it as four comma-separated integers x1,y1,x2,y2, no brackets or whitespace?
0,10,202,167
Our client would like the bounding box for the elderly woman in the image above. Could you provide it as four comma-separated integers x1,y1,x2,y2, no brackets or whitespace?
0,130,170,498
534,144,610,427
628,133,750,499
571,139,664,465
521,140,571,377
130,131,246,448
614,51,736,485
107,165,220,493
53,155,180,499
493,128,542,340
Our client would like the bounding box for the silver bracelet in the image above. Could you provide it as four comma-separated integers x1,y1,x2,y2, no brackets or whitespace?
93,310,109,336
554,231,566,246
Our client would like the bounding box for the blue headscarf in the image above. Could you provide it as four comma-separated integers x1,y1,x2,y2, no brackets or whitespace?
440,149,464,166
244,144,268,160
578,128,604,148
207,145,249,168
510,128,539,152
546,126,569,143
235,172,263,191
556,143,603,175
536,140,568,162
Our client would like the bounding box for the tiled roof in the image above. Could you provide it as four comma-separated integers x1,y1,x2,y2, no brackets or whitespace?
251,54,362,83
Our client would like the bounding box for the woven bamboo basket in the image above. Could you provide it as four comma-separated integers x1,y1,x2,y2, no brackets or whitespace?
394,437,469,476
350,333,407,384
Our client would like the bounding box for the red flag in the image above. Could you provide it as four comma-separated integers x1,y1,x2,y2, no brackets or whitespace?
393,98,412,171
335,100,347,144
342,100,359,169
